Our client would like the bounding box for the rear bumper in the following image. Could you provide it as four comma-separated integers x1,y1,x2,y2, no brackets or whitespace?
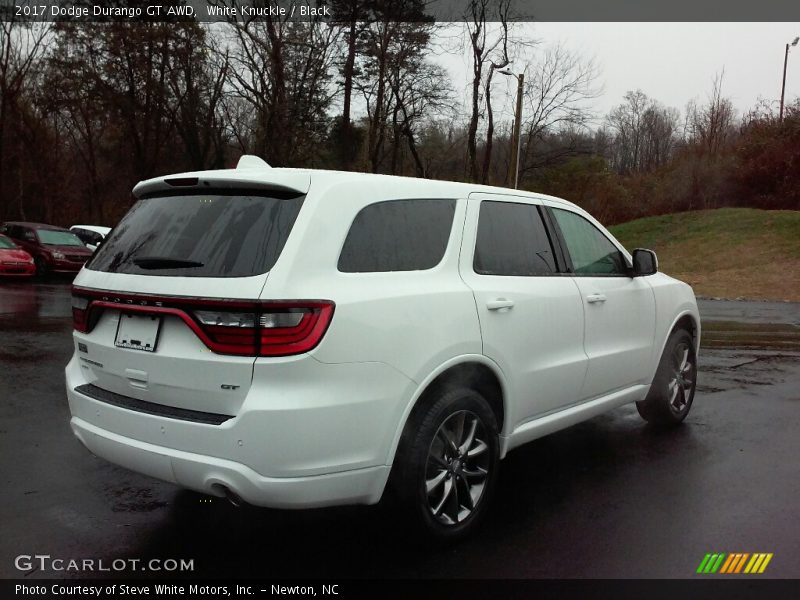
66,354,413,508
70,417,390,508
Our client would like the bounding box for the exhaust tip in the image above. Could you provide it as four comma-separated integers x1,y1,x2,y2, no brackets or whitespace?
220,485,245,508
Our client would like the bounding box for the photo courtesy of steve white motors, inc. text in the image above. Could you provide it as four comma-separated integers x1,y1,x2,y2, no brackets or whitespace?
14,2,332,19
14,584,339,597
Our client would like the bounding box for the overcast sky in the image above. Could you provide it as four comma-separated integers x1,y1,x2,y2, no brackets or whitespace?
437,22,800,126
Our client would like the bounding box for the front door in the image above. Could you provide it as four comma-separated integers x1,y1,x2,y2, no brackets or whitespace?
548,207,656,400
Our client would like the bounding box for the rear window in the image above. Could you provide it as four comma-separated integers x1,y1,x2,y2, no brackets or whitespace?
338,199,456,272
87,191,304,277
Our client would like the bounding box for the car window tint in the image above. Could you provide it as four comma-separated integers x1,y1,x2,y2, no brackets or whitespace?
551,208,627,275
75,229,102,244
338,199,456,272
37,230,85,246
473,201,557,276
87,192,304,278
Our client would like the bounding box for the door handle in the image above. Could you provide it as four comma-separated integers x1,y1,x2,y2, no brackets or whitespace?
586,293,607,304
487,299,515,311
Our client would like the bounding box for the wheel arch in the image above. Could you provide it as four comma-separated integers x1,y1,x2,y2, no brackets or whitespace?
650,309,701,381
385,355,508,469
671,312,700,352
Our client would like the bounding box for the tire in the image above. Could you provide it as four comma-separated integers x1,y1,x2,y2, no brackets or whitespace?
34,257,49,278
391,387,499,541
636,328,697,427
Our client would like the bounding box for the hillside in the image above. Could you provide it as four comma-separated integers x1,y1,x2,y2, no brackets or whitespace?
609,208,800,301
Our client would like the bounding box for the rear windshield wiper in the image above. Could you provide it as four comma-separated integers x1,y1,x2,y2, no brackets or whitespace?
132,256,205,270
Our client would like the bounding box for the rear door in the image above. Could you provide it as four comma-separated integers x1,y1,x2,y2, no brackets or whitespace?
71,188,307,416
546,206,656,399
459,194,587,430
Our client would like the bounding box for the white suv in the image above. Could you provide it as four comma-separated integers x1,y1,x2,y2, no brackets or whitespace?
66,156,699,539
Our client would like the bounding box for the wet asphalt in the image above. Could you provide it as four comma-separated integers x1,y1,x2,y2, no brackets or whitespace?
1,280,799,579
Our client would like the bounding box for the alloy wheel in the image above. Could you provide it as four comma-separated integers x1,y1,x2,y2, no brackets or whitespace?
424,410,490,525
668,341,695,414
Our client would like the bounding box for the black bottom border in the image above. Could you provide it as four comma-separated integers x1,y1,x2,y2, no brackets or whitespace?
4,579,800,600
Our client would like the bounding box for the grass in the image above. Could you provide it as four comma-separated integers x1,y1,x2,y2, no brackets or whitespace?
608,208,800,302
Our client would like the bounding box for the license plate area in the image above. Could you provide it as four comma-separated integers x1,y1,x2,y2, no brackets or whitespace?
115,313,162,352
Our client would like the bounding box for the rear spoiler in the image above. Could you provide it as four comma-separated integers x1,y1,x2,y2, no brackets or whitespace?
132,156,311,198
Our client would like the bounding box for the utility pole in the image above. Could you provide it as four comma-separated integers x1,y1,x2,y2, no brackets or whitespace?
780,37,799,121
502,71,525,189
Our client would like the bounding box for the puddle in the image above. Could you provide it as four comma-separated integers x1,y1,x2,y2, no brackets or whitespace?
698,349,800,392
701,320,800,350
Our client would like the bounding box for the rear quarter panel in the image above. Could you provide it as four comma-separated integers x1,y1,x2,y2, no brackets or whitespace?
262,176,483,385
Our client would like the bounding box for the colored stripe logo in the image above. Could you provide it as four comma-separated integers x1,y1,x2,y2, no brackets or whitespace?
696,553,773,574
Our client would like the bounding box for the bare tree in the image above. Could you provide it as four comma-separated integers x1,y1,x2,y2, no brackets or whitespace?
0,17,49,219
354,1,434,173
44,48,109,222
682,71,736,209
223,15,339,167
463,0,516,183
330,0,368,168
518,43,601,180
607,89,678,174
390,61,453,176
687,70,735,156
169,25,230,170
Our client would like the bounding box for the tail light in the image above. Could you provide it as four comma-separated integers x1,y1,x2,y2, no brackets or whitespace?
71,287,334,357
72,294,90,333
191,304,333,356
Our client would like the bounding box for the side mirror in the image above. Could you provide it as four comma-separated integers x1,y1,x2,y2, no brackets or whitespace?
632,248,658,276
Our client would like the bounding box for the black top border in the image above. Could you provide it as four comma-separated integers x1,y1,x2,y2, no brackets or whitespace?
3,0,800,23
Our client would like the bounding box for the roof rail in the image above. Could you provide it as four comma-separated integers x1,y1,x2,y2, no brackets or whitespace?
237,155,271,169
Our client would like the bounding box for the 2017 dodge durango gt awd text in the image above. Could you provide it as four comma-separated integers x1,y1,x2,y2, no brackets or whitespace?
66,155,700,539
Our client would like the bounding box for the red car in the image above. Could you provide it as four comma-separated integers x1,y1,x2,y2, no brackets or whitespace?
0,234,36,277
1,222,92,276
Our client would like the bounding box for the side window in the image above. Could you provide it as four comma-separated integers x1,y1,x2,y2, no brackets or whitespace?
23,229,36,242
551,208,627,275
474,201,557,276
338,199,456,273
74,229,98,244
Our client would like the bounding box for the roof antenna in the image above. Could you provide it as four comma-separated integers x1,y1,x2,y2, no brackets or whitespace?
236,155,271,169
